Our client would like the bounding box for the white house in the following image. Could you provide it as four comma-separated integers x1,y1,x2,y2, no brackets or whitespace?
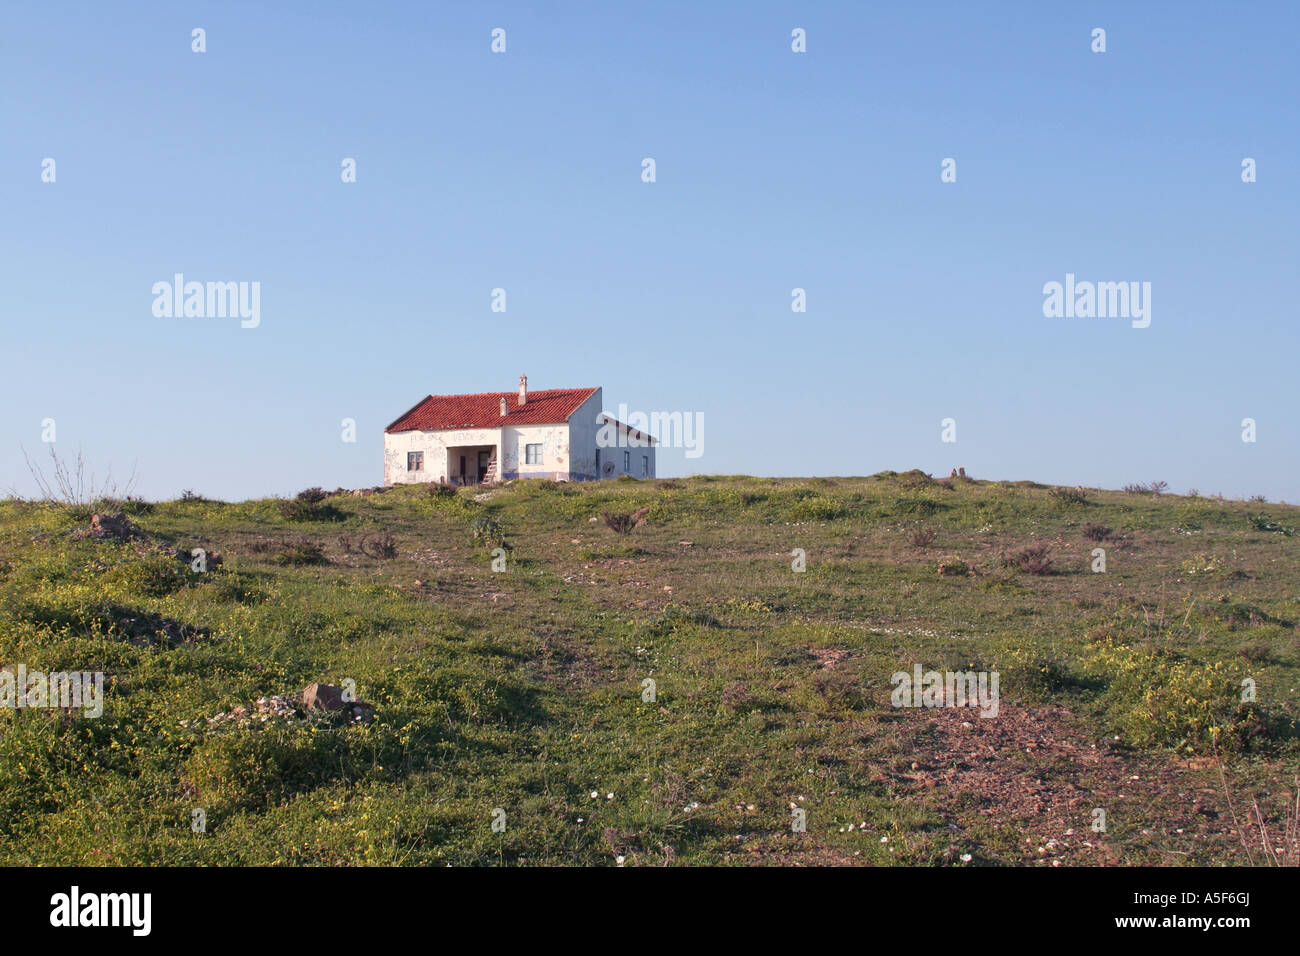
383,376,656,486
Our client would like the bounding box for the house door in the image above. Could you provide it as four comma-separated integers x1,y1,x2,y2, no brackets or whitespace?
459,456,467,482
477,450,490,483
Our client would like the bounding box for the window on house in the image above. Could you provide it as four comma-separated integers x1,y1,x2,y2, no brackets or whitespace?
525,443,542,465
407,451,424,472
623,450,630,471
642,455,649,477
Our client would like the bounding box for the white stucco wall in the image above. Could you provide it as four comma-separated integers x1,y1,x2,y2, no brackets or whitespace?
383,420,582,484
566,389,603,481
605,441,654,479
500,423,571,480
384,426,503,485
591,411,656,480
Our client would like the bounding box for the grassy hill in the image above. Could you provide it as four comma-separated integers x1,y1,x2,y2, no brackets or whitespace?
1,472,1297,866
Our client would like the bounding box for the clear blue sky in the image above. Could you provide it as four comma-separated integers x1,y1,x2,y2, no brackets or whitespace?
3,1,1296,501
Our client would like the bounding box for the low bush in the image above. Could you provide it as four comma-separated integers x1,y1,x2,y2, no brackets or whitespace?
471,513,509,548
1248,513,1295,536
1001,543,1053,575
363,532,397,560
1082,522,1112,542
603,507,649,535
428,482,457,500
278,497,343,522
909,527,937,548
1123,480,1169,496
1083,639,1254,752
1049,486,1087,505
273,541,328,566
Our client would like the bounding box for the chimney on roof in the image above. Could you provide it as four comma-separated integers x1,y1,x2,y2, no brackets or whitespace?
518,373,527,406
499,397,508,417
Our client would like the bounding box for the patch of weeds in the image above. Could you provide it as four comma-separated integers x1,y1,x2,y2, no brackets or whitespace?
360,532,398,560
278,490,344,522
1082,522,1113,543
788,496,846,521
990,638,1074,702
937,558,971,577
1001,543,1053,575
603,508,649,535
102,549,199,597
471,513,510,549
1248,513,1295,536
644,605,721,637
1049,486,1088,505
1123,481,1169,497
1238,640,1273,664
1210,598,1290,629
891,496,948,519
520,479,577,497
978,573,1024,593
1083,638,1256,752
1180,553,1223,575
721,681,756,713
909,527,937,549
273,541,329,566
102,496,154,516
896,470,933,489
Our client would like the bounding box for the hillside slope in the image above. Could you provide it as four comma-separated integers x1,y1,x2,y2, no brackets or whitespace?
1,473,1296,865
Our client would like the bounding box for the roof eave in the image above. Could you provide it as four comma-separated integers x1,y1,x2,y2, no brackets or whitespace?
385,395,434,433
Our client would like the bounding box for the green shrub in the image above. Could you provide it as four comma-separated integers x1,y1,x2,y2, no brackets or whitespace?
909,527,937,548
272,542,328,566
1049,486,1087,505
936,558,970,577
644,605,720,637
890,496,947,519
1001,543,1053,575
470,513,509,548
989,638,1071,702
1248,513,1295,536
788,496,846,521
102,549,196,597
1083,639,1249,752
182,724,364,816
1082,522,1112,542
278,497,343,522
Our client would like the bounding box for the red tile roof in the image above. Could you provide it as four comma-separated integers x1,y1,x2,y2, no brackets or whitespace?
386,387,599,433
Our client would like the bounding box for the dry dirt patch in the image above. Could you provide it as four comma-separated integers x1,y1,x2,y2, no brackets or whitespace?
892,703,1242,864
